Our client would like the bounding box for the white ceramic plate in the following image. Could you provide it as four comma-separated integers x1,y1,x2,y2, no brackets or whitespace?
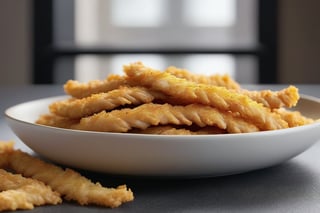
5,95,320,177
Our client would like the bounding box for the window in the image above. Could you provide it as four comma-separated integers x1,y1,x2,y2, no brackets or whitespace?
32,0,277,84
73,0,256,82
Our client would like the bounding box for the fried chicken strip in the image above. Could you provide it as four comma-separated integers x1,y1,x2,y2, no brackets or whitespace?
0,141,14,168
6,150,134,208
72,103,259,133
124,62,288,131
130,125,227,135
165,66,241,90
239,86,299,109
274,108,314,127
165,66,299,109
64,74,127,98
131,126,195,135
0,141,14,154
0,169,62,211
50,86,159,119
36,114,80,129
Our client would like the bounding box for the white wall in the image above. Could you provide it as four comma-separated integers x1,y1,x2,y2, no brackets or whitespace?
0,0,31,85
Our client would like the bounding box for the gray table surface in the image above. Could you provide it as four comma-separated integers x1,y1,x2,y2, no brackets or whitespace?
1,84,320,213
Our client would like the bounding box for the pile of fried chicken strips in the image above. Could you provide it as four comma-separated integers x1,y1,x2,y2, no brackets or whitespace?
1,62,316,211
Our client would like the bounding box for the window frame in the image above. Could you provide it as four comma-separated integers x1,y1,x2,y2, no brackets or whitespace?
32,0,278,84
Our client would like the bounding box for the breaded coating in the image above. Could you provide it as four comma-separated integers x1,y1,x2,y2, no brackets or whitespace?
165,66,241,90
239,86,300,109
130,126,196,135
131,125,227,135
0,140,14,154
124,62,288,131
0,141,14,168
64,74,127,98
165,66,299,109
0,169,62,211
72,103,259,133
6,150,134,208
50,86,157,119
274,108,314,127
36,114,80,129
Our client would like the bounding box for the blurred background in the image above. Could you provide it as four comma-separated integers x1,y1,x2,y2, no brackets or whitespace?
0,0,319,85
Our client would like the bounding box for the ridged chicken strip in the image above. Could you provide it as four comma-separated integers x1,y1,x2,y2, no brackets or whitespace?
0,141,14,168
0,141,14,154
165,66,241,90
239,86,299,109
123,62,288,131
7,150,134,208
130,125,197,135
50,86,159,119
273,108,314,127
0,169,62,211
72,103,259,133
131,125,227,135
165,66,299,109
36,114,80,129
64,74,127,98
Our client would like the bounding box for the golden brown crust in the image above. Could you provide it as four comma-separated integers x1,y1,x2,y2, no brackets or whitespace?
130,125,227,135
36,114,80,129
123,62,288,131
0,169,62,211
64,74,127,98
165,66,241,90
72,103,259,133
239,86,300,109
50,86,156,119
273,108,314,127
6,150,134,208
165,66,299,109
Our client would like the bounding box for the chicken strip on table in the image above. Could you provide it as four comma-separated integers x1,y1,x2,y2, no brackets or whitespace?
0,141,14,154
123,62,288,131
0,169,62,211
6,150,134,208
0,141,14,168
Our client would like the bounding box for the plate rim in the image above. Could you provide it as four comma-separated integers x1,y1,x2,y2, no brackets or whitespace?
4,94,320,140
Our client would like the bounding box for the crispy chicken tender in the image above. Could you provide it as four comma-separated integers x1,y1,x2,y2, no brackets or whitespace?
64,74,127,98
165,66,241,90
72,103,259,133
36,114,80,129
274,108,314,127
6,150,134,208
0,169,62,211
0,141,14,168
239,86,299,109
131,125,227,135
123,62,288,131
165,66,299,109
0,140,14,153
50,86,158,119
131,126,197,135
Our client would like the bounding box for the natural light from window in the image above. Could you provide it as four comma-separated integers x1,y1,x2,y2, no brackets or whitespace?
111,0,166,27
183,0,236,27
74,0,254,82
